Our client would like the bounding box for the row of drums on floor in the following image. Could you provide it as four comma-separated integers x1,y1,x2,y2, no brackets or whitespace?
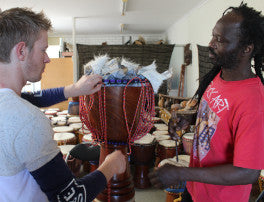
131,122,194,202
42,109,195,201
42,108,98,176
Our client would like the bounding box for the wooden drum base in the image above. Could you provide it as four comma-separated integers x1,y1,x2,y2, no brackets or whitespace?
96,144,135,202
134,165,151,188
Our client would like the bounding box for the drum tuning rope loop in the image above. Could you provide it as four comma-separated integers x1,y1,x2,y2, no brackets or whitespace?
107,182,111,202
80,93,100,142
98,85,108,150
123,77,155,155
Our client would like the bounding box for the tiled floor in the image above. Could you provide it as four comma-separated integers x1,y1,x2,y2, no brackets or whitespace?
135,187,167,202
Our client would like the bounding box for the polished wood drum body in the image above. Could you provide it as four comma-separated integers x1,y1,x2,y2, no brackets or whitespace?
131,142,156,188
85,86,142,143
84,86,147,202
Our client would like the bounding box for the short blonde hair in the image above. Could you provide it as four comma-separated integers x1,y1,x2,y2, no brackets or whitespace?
0,7,52,63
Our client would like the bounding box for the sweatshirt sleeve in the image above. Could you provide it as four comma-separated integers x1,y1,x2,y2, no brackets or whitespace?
30,153,107,202
21,87,67,107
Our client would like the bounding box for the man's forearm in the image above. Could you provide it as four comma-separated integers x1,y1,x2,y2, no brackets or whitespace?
177,164,260,185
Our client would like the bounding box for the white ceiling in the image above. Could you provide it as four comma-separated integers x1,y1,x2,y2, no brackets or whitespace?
1,0,207,36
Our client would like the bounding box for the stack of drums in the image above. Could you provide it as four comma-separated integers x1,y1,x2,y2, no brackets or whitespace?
182,132,194,155
159,155,190,202
131,133,156,188
41,108,85,176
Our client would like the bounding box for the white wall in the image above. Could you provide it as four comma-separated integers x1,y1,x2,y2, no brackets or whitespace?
168,45,184,97
62,34,165,45
166,0,264,97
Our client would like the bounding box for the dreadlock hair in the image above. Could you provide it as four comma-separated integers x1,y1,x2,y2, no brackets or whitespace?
194,2,264,105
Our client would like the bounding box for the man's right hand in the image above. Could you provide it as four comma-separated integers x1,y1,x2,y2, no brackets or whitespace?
64,74,103,98
98,150,126,182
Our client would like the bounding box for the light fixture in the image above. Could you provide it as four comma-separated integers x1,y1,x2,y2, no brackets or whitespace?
121,0,128,16
120,23,125,33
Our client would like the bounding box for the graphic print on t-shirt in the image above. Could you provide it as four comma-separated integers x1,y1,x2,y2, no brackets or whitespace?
193,99,220,161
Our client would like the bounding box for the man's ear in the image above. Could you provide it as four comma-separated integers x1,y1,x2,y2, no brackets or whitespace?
243,44,254,56
16,42,27,61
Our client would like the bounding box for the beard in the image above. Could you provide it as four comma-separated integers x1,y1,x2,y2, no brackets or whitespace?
208,47,241,69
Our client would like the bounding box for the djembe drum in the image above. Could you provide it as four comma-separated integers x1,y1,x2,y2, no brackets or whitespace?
131,133,156,189
182,132,194,155
156,139,180,167
80,78,155,202
158,155,190,202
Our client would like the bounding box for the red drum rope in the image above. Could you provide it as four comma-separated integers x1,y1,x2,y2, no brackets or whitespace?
122,77,155,154
79,77,155,147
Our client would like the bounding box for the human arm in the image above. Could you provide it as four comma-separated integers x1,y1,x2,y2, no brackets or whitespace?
21,74,103,107
30,150,126,201
149,163,260,189
63,74,102,99
21,87,66,107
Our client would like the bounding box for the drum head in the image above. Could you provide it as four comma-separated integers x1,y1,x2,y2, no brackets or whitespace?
153,134,170,141
82,134,93,142
159,155,190,167
153,130,169,136
58,145,76,155
159,140,178,147
133,133,155,145
54,132,75,141
261,170,264,178
53,126,74,133
154,124,168,131
68,116,81,124
183,133,194,140
69,123,82,130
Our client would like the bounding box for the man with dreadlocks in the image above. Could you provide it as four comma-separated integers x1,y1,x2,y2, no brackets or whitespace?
149,3,264,202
